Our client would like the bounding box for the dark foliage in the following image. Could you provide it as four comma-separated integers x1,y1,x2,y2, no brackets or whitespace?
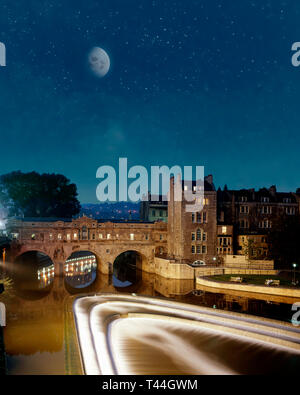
268,214,300,268
0,171,81,218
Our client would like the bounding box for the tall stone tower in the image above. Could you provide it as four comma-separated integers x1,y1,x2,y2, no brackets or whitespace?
168,175,217,265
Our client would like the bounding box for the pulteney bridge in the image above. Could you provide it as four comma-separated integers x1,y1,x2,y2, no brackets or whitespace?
6,216,168,276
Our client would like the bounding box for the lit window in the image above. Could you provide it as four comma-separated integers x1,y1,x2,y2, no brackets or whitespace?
130,233,134,240
67,234,71,241
99,233,103,239
107,234,111,239
222,226,227,234
49,233,53,240
73,233,77,239
58,234,62,240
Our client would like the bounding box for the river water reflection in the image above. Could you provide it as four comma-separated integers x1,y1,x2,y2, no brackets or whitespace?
0,253,299,375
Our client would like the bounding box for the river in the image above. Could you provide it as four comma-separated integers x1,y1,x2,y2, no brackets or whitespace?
0,252,299,375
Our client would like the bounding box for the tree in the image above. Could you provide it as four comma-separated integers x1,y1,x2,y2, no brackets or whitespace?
0,171,81,218
268,214,300,268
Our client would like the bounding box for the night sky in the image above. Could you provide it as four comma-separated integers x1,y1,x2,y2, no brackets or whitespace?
0,1,300,202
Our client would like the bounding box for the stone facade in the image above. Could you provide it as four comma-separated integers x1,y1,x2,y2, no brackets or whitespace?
217,185,299,234
216,225,233,256
6,180,300,277
7,216,167,276
237,234,269,259
139,193,168,223
217,185,300,257
167,175,217,266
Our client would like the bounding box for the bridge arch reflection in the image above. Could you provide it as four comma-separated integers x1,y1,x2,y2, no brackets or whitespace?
13,251,55,299
112,250,145,290
64,250,98,289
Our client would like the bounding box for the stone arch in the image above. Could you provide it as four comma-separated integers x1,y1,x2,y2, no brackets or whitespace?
112,250,145,289
12,247,58,276
13,247,54,263
112,249,148,272
11,250,55,295
64,249,99,289
63,244,104,271
64,248,101,272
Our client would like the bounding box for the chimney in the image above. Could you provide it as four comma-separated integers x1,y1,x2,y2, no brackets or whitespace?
205,175,213,185
269,185,277,196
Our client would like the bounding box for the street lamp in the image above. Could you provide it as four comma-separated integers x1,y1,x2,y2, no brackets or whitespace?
292,263,298,285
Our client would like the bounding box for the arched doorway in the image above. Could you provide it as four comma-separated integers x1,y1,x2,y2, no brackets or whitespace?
112,250,144,290
13,251,55,299
64,250,98,289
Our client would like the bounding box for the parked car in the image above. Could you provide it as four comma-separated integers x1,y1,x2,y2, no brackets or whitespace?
191,260,206,267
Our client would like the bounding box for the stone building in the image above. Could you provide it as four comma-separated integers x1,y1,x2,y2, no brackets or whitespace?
139,193,168,223
167,175,217,265
216,225,233,256
237,234,269,259
217,185,299,256
6,216,168,275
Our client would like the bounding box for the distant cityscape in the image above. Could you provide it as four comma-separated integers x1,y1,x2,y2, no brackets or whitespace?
80,202,140,221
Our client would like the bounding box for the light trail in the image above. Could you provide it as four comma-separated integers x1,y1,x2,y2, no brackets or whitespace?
73,294,300,375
